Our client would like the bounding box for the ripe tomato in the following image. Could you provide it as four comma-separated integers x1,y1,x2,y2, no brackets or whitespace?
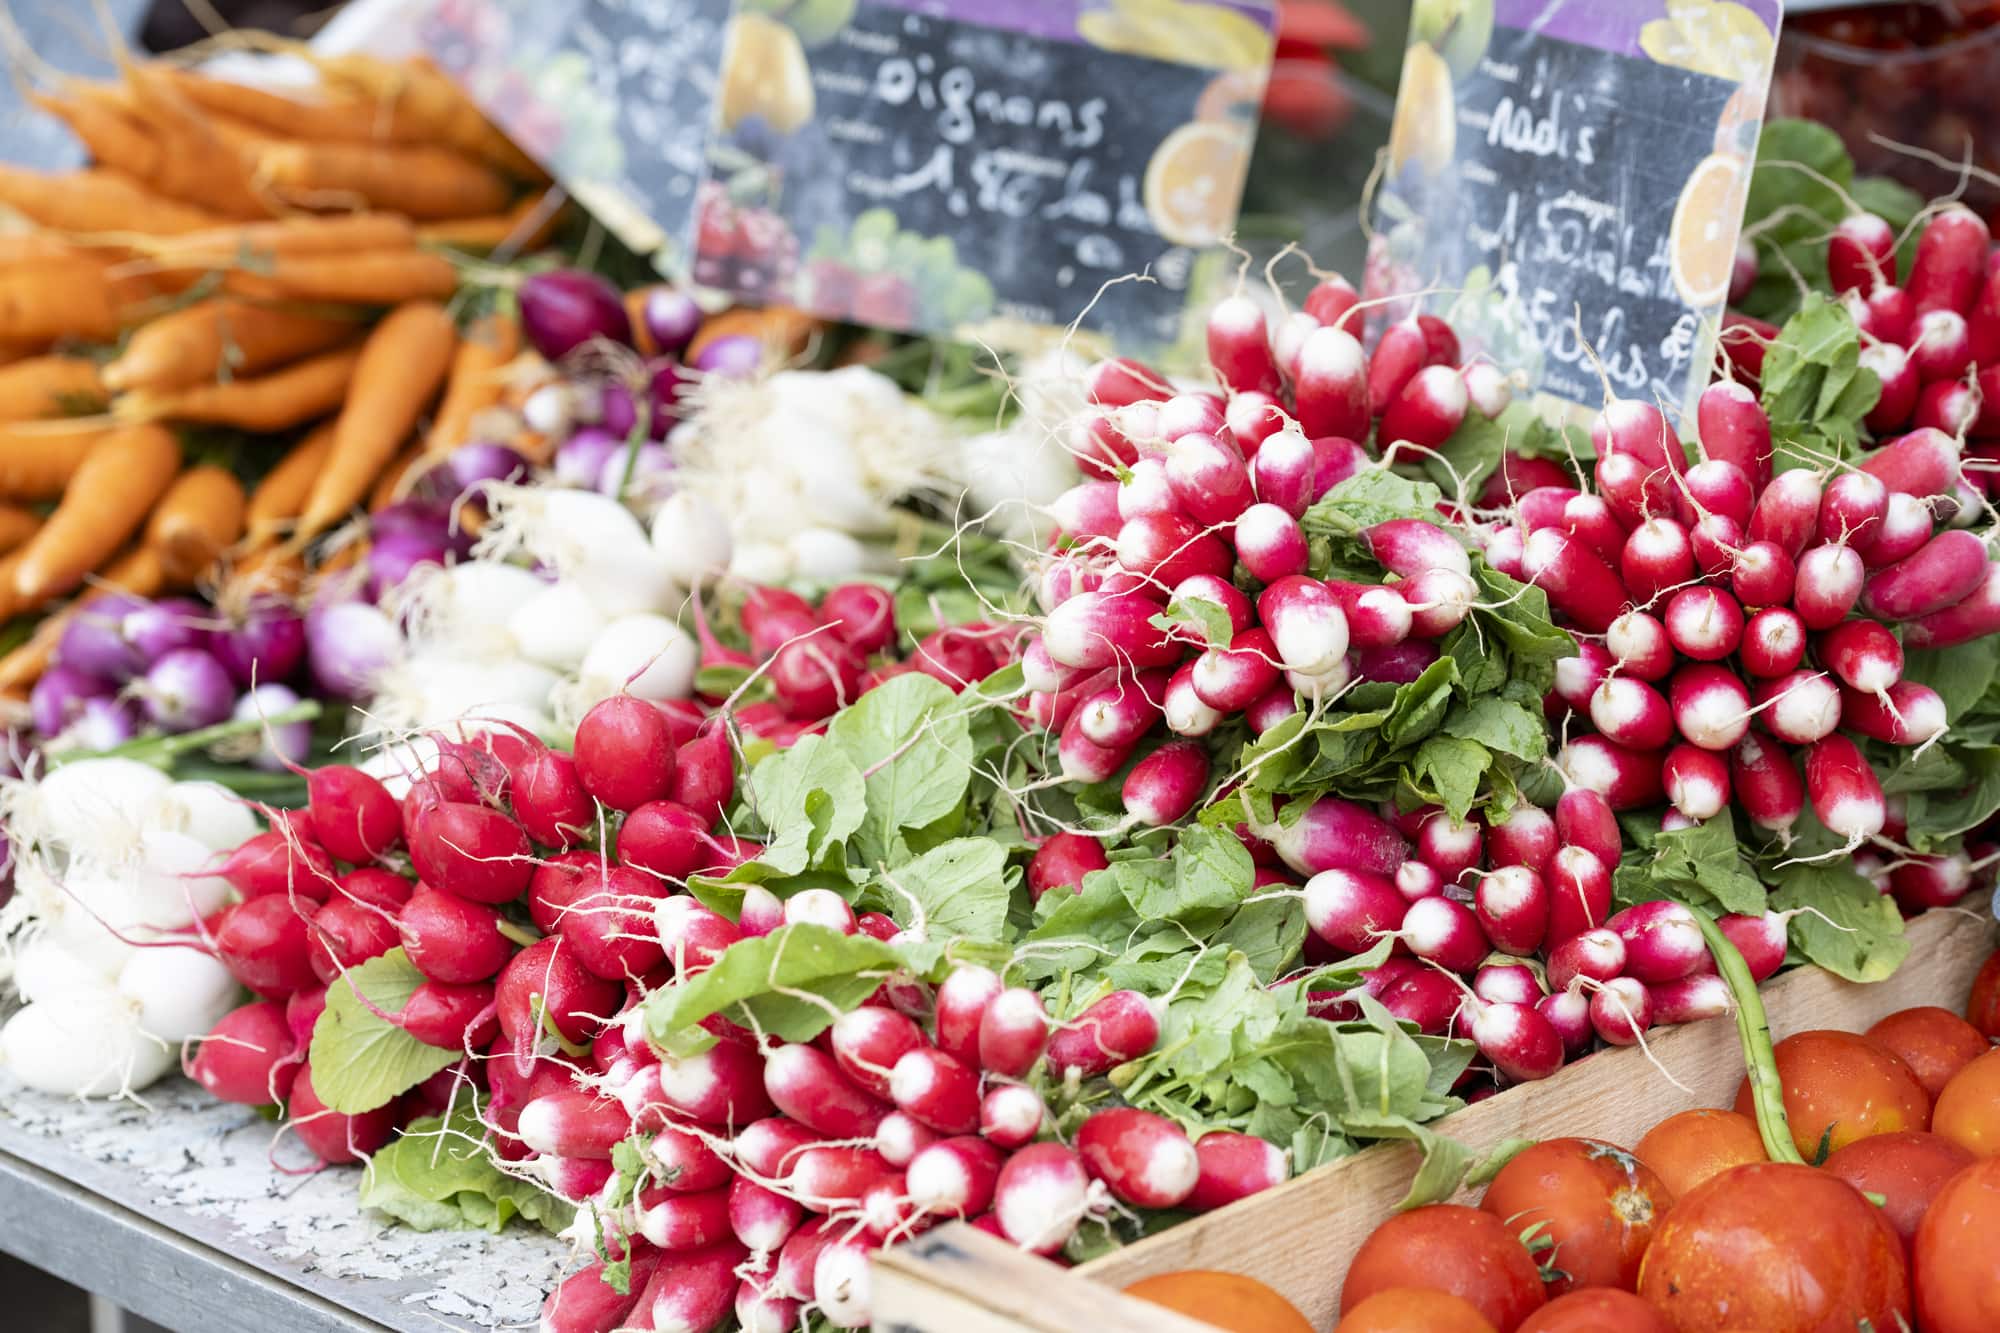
1733,1029,1930,1157
1865,1006,1993,1098
1968,949,2000,1038
1914,1156,2000,1332
1634,1109,1766,1202
1124,1270,1313,1333
1637,1163,1910,1332
1333,1287,1496,1333
1341,1205,1547,1332
1822,1130,1975,1247
1516,1288,1671,1332
1933,1046,2000,1157
1479,1138,1672,1294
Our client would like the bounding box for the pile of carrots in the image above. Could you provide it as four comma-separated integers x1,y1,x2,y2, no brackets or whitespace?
0,45,563,699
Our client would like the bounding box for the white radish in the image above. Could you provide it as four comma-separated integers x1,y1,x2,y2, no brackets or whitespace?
117,945,238,1043
1,995,172,1096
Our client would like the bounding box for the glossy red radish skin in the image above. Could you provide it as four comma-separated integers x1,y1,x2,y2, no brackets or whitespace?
1042,590,1177,671
1718,911,1789,982
1861,529,1988,621
1234,504,1310,583
1841,681,1947,744
1366,319,1430,416
1547,927,1626,991
1862,426,1961,499
635,1186,733,1251
1474,962,1545,1007
1162,433,1255,527
1469,1000,1566,1082
1414,810,1483,883
1730,734,1805,832
1545,846,1615,946
1046,990,1160,1077
906,1136,1005,1218
1680,458,1755,528
1609,900,1707,984
874,1110,939,1168
1747,468,1822,557
1590,976,1655,1046
1589,675,1674,750
1475,865,1549,956
1225,390,1287,451
1488,802,1558,875
827,1007,924,1101
1650,973,1732,1025
1664,743,1731,821
1909,205,1991,316
1186,1131,1288,1212
977,988,1049,1078
1730,540,1795,609
1669,663,1754,751
1621,518,1696,607
1076,1107,1199,1208
1393,895,1489,974
889,1047,981,1134
1741,606,1806,678
1908,309,1973,381
1861,342,1919,432
1819,471,1889,547
978,1085,1046,1149
1206,295,1281,395
1805,734,1887,842
1256,576,1350,678
933,966,1002,1069
1555,787,1621,869
1293,326,1370,441
1552,640,1614,713
1907,562,2000,649
1115,511,1233,588
1522,527,1627,633
1249,429,1317,517
1663,586,1745,662
1378,364,1470,458
1462,362,1513,418
1697,380,1772,492
1538,987,1595,1055
1027,833,1110,901
1254,795,1408,879
1305,868,1407,954
1160,662,1221,739
1828,212,1897,293
993,1143,1094,1255
1557,734,1666,810
1329,582,1414,650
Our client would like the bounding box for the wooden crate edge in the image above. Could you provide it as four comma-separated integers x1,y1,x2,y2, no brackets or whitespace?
873,905,1996,1333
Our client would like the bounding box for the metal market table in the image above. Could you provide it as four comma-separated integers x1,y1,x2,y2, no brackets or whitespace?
0,1076,568,1333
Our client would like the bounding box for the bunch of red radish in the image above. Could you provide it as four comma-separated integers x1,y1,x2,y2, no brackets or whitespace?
698,583,1017,750
538,965,1283,1332
1024,277,1507,830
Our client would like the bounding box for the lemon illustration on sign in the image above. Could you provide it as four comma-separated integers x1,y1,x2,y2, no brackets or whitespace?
1410,0,1493,80
742,0,856,47
1387,42,1456,178
1142,120,1252,247
1193,67,1266,127
718,12,815,134
1669,152,1749,307
1077,0,1274,71
1640,0,1773,84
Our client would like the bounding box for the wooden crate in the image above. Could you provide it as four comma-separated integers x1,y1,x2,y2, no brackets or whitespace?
874,906,1997,1333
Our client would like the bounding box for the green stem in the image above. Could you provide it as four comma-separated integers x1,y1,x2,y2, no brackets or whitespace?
1691,906,1806,1166
46,700,323,771
497,919,544,950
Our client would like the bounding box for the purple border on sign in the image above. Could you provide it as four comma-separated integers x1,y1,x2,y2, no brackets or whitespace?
1492,0,1779,61
862,0,1276,46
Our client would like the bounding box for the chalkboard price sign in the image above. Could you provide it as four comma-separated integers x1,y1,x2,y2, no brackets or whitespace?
1371,0,1781,421
416,0,731,263
695,0,1277,345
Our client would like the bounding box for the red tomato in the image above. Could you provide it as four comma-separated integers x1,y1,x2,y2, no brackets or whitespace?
1334,1287,1497,1333
1634,1109,1766,1200
1341,1205,1547,1332
1733,1029,1931,1157
1865,1006,1993,1098
1822,1131,1975,1248
1969,950,2000,1039
1914,1157,2000,1332
1637,1162,1910,1332
1517,1288,1671,1333
1933,1046,2000,1158
1479,1138,1673,1294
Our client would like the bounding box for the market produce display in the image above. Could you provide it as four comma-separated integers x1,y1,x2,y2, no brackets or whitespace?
1,10,1999,1329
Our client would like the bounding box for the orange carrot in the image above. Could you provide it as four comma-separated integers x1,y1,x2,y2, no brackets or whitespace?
245,421,335,542
146,463,246,583
0,424,108,500
370,445,429,510
115,63,273,220
0,233,109,267
0,339,48,367
0,505,42,555
425,311,519,454
145,213,417,266
103,298,363,393
115,344,363,431
0,357,107,421
226,542,305,600
299,302,456,538
253,140,513,221
0,260,134,343
0,546,168,692
224,250,460,304
313,54,543,180
418,193,567,253
0,166,219,235
12,423,180,602
29,89,164,184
